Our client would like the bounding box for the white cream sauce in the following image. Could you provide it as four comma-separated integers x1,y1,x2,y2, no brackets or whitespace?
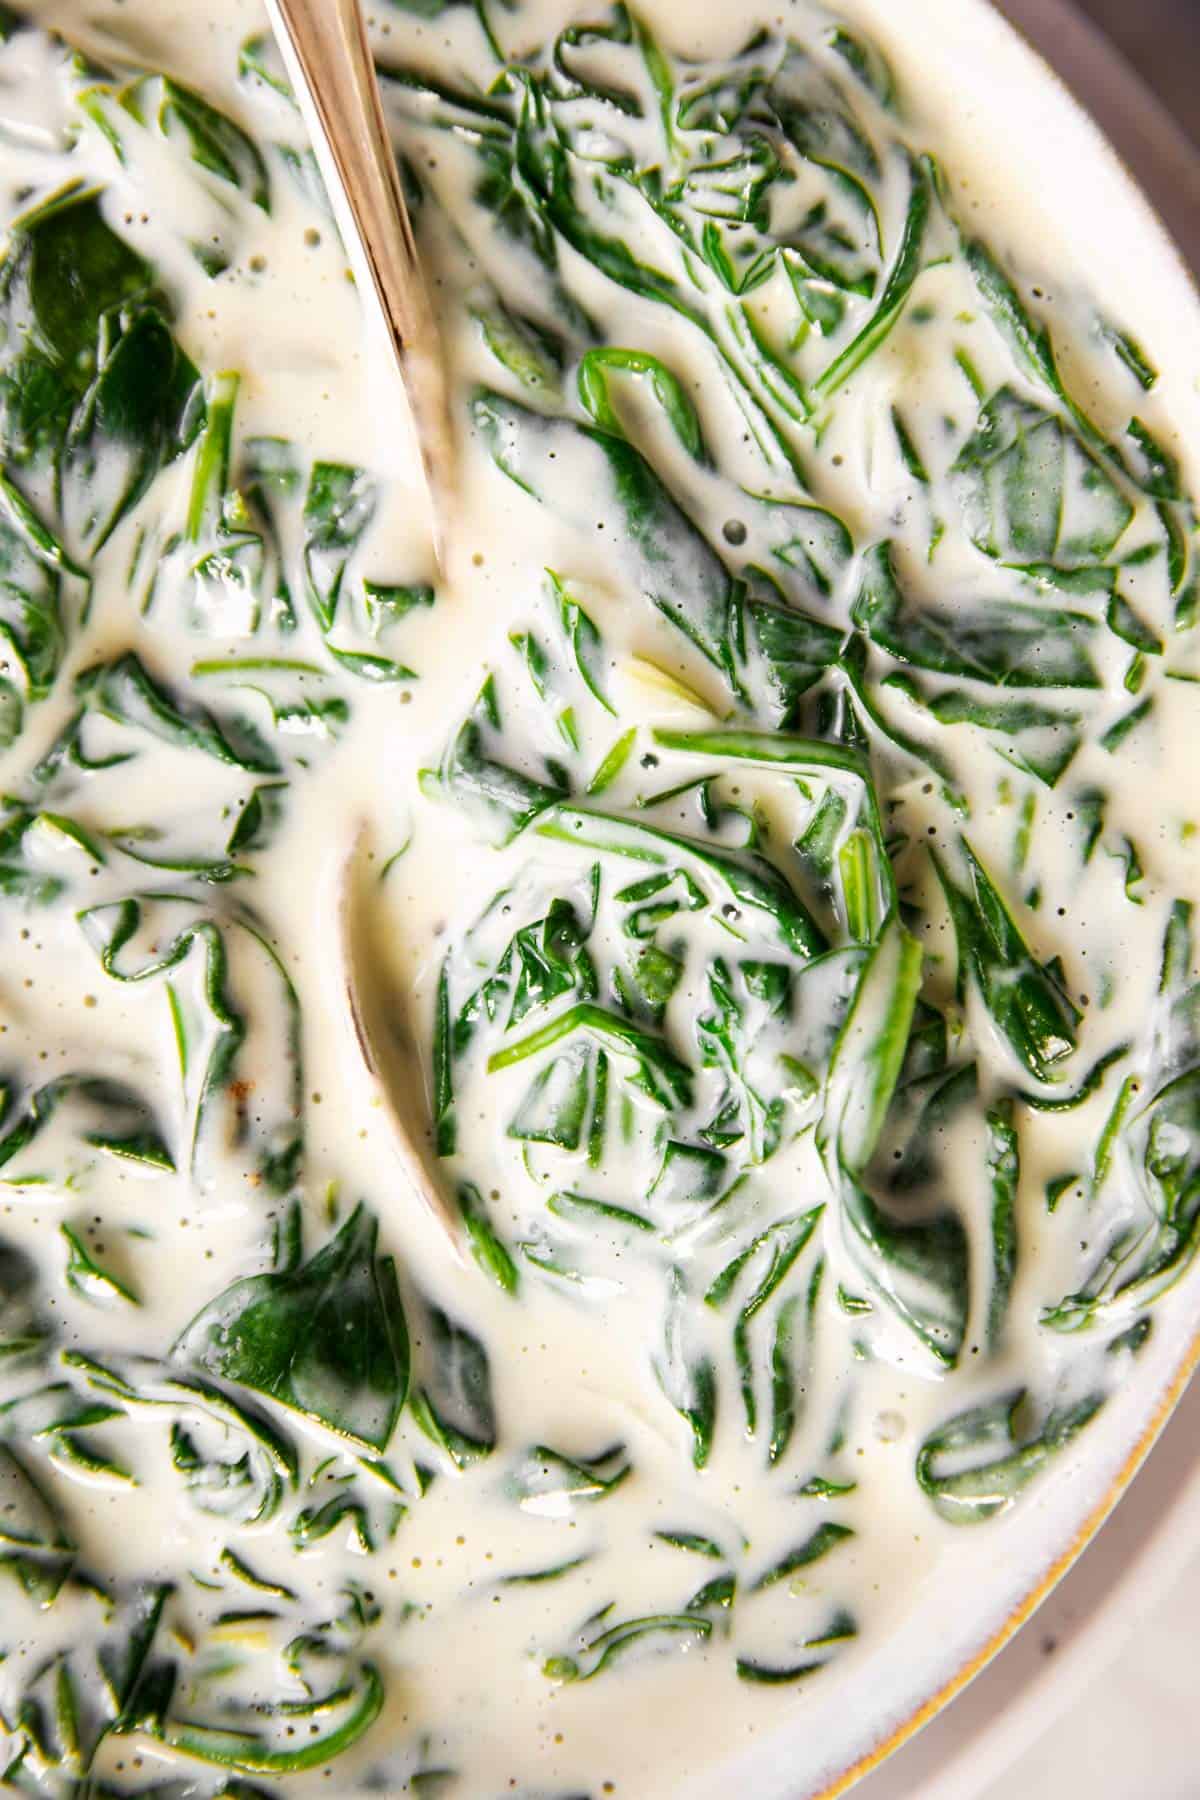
0,0,1196,1795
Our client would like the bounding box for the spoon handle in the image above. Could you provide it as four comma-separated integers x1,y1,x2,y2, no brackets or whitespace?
263,0,453,558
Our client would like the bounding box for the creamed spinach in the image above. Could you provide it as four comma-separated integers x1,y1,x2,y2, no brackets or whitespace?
0,0,1196,1795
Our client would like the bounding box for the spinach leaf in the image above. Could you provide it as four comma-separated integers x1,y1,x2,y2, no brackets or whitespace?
706,1208,823,1435
292,1460,408,1554
0,1242,47,1365
473,294,566,396
162,1656,384,1775
854,542,1100,689
0,1564,384,1779
490,1002,693,1111
811,156,929,400
986,1100,1019,1349
457,1180,520,1292
506,1441,630,1509
303,461,377,631
174,1203,408,1452
545,1608,712,1683
537,804,827,957
768,1256,824,1465
548,569,616,714
126,74,270,211
916,1388,1102,1523
886,674,1083,787
816,914,969,1365
934,842,1080,1084
0,804,103,905
67,1349,297,1526
0,185,203,550
952,387,1134,572
736,589,846,726
656,1267,717,1468
821,912,922,1177
424,672,567,844
70,650,280,772
1044,904,1200,1330
61,1222,140,1309
578,346,710,463
751,1519,853,1590
410,1301,497,1468
652,726,895,929
78,895,302,1192
0,1071,173,1184
473,388,736,670
831,1165,968,1367
65,305,203,554
0,184,160,462
0,1443,75,1605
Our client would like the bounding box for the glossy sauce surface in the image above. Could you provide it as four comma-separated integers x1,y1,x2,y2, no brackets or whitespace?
0,2,1197,1796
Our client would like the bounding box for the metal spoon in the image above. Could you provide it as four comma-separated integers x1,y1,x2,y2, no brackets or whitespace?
338,828,465,1262
264,2,460,1254
263,0,454,562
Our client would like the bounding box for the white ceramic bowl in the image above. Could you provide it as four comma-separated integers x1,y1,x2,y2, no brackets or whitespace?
857,16,1200,1794
672,3,1200,1794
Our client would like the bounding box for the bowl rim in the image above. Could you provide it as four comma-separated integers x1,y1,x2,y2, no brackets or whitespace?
823,1336,1200,1798
806,4,1200,1792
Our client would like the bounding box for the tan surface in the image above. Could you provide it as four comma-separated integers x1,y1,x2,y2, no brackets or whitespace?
996,0,1200,272
1076,0,1200,151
